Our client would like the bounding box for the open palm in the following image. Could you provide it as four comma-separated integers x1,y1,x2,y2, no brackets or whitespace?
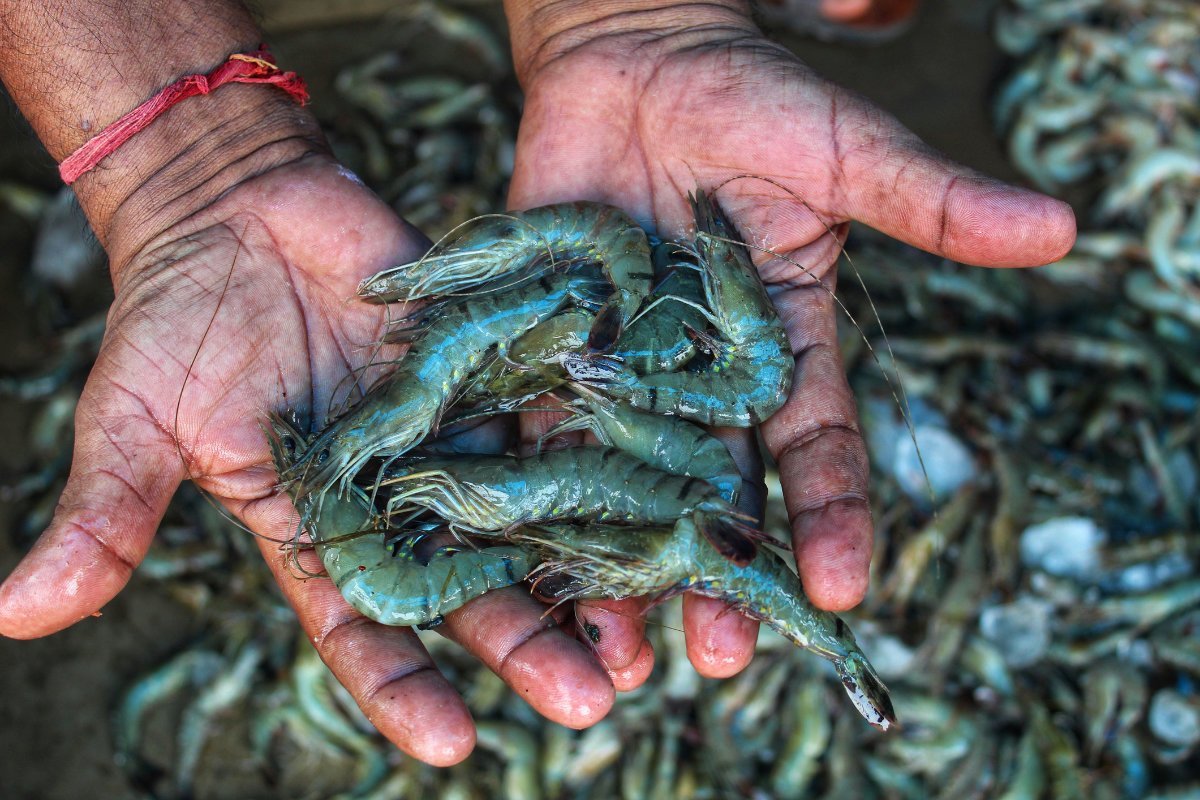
0,156,617,764
508,24,1075,682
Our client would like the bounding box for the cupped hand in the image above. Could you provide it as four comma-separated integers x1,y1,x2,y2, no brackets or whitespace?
0,155,615,765
505,5,1075,686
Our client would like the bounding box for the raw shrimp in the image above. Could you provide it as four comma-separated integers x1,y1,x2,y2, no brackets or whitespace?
267,412,534,626
511,518,896,731
566,192,794,426
378,446,759,565
357,201,653,352
543,382,742,503
281,268,606,500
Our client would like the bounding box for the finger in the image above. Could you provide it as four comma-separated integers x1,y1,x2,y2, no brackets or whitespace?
760,269,874,612
575,597,655,690
436,586,615,728
0,381,185,638
681,425,763,677
683,593,760,677
828,91,1076,267
241,493,476,766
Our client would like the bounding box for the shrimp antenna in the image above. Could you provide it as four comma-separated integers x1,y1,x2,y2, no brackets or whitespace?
173,219,293,546
708,174,936,512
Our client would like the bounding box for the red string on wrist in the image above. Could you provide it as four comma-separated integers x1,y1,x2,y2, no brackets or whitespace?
58,47,309,185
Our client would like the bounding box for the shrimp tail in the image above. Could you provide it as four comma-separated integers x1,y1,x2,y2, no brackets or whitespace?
835,653,898,732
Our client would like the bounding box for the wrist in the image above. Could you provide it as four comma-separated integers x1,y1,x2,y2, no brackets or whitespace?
503,0,758,84
73,80,325,265
0,1,325,262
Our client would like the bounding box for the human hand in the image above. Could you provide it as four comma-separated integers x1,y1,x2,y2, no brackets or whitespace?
503,0,1075,685
0,97,617,768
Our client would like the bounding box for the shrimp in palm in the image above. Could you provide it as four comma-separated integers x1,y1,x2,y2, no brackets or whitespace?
542,382,742,503
357,201,654,351
378,446,761,565
267,412,533,626
512,518,896,731
566,192,794,426
281,268,606,500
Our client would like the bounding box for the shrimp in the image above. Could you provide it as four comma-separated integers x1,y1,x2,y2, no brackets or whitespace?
448,308,594,422
511,518,896,731
565,192,794,426
613,242,710,375
281,268,606,499
357,201,654,352
378,446,760,565
542,382,742,503
448,278,709,423
267,412,534,626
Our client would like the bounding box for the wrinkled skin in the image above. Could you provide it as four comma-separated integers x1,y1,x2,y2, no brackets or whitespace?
0,12,1074,768
506,19,1074,685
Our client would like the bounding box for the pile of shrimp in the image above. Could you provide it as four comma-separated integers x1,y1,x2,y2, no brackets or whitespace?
994,0,1200,294
267,191,896,731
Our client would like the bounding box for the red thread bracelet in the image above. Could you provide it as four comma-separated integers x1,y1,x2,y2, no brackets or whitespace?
59,47,309,185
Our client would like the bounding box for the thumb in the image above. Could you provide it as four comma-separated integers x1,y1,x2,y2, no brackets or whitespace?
0,385,184,638
831,92,1076,267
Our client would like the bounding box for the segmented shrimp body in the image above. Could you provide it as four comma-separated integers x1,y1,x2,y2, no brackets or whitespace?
380,446,758,564
545,382,742,504
267,413,533,626
358,201,653,351
512,518,896,731
567,192,794,426
281,270,606,499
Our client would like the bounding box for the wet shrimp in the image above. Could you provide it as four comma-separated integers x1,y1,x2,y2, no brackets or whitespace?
378,446,760,565
511,517,896,731
281,268,606,501
357,201,654,351
543,382,742,503
267,412,533,626
566,192,794,426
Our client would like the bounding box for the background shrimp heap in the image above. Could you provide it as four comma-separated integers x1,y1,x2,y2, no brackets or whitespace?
2,1,1199,798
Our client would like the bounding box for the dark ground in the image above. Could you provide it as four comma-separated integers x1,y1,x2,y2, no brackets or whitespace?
0,1,1030,797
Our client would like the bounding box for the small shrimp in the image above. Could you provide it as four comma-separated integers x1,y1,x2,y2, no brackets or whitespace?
357,201,653,352
566,191,794,427
379,446,760,565
512,518,896,731
283,268,606,499
267,413,534,626
542,382,742,503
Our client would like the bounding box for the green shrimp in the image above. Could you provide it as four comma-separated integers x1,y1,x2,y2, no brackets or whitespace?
448,308,594,421
357,201,653,352
282,269,605,499
379,446,760,565
542,382,742,503
613,241,711,374
267,413,534,626
512,518,896,731
566,191,794,426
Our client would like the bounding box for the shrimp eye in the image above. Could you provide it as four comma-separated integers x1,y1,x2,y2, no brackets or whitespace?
316,447,330,466
282,436,296,455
